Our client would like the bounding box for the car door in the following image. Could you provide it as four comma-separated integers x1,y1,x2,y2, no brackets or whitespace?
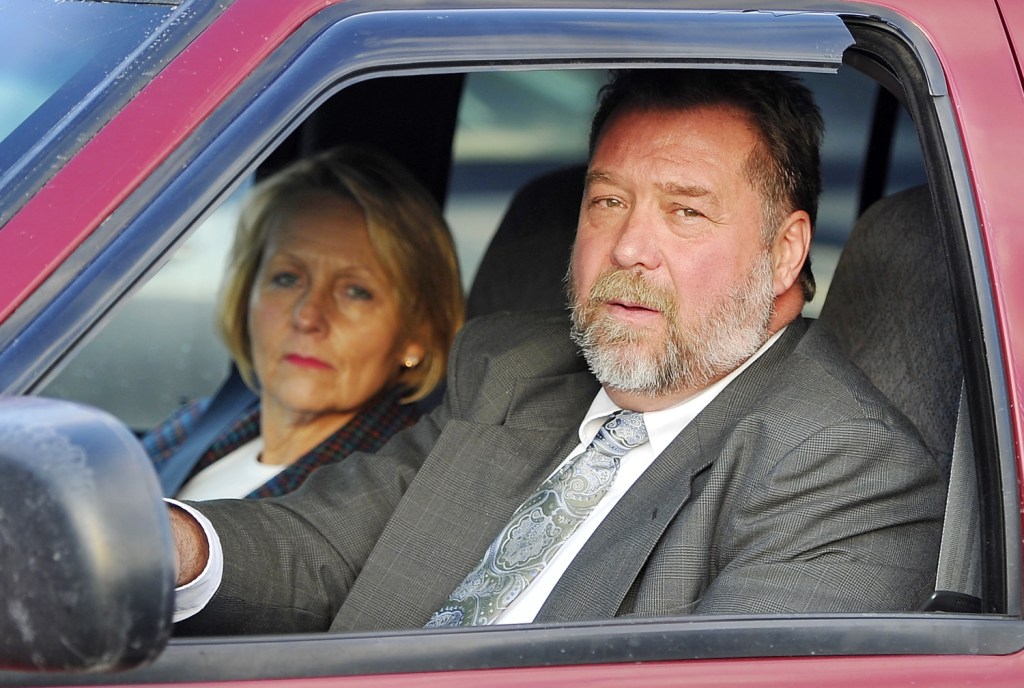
1,1,1022,685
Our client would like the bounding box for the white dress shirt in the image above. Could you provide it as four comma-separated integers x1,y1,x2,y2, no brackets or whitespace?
173,328,785,625
169,499,223,623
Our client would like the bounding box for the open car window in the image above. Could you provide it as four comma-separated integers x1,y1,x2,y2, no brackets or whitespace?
36,65,928,430
0,3,1017,685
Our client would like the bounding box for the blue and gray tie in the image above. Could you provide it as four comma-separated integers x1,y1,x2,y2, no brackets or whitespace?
425,409,649,627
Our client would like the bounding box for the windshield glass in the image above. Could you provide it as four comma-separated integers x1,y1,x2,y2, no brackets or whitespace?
0,0,172,176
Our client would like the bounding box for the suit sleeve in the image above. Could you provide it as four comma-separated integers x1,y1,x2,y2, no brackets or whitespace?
173,312,576,634
692,415,945,614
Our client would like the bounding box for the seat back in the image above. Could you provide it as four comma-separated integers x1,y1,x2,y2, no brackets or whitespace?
818,184,962,471
818,184,980,607
467,165,585,319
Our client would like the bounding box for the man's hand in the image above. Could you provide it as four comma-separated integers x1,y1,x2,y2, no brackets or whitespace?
168,504,210,586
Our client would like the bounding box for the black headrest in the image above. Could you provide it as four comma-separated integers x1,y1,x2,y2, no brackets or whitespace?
467,165,586,319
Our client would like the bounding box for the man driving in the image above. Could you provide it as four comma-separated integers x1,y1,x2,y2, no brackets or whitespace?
170,68,944,633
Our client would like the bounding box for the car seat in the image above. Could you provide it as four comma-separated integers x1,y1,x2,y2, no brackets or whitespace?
817,184,980,611
818,185,961,470
466,164,585,319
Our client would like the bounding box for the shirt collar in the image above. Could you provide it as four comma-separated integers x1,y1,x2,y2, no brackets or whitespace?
579,326,788,456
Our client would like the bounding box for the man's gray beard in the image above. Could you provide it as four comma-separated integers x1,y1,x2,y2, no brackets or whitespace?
569,253,776,397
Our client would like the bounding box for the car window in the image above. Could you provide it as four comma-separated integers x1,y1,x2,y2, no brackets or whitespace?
0,0,171,147
40,184,246,430
447,69,608,286
36,70,605,428
38,65,925,428
0,0,175,223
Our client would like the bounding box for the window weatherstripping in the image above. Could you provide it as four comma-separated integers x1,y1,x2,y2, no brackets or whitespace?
38,615,1024,683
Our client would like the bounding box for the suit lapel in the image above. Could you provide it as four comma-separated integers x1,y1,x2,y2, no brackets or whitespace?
536,320,807,621
334,370,598,630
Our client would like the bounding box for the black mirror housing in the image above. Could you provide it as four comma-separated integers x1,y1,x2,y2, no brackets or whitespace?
0,397,175,673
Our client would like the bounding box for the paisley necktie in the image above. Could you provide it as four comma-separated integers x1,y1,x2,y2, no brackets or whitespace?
425,409,649,627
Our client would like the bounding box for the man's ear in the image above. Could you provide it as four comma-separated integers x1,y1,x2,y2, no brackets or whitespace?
770,209,812,296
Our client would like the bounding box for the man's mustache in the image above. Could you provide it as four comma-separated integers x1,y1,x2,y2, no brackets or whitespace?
585,269,677,315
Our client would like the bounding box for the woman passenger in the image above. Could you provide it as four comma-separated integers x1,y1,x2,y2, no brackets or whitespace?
143,144,463,499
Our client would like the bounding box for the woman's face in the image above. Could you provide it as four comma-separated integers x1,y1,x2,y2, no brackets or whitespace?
247,191,422,424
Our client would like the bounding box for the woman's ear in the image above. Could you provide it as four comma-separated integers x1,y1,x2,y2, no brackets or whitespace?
400,341,427,369
770,209,812,296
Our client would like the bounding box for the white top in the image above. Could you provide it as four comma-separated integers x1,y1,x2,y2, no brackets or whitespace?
173,328,785,625
177,439,286,501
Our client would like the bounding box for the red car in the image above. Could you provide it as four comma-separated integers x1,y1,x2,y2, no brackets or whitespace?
1,0,1023,685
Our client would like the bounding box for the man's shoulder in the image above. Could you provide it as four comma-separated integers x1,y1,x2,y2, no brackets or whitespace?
461,308,571,340
457,309,579,367
719,317,925,446
444,309,594,421
454,309,589,378
781,319,924,434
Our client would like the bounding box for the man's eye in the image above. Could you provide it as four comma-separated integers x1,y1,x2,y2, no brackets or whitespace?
346,285,373,301
674,206,704,219
590,197,624,210
270,272,299,287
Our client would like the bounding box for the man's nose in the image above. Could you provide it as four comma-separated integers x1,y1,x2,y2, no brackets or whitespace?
610,204,662,270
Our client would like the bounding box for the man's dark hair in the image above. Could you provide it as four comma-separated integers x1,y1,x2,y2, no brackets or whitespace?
589,69,824,301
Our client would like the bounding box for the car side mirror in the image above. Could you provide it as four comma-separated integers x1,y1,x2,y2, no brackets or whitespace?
0,397,175,673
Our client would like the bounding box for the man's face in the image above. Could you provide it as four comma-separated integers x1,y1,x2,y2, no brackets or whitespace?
569,104,780,410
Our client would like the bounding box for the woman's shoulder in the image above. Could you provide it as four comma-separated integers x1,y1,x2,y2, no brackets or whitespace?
141,397,213,463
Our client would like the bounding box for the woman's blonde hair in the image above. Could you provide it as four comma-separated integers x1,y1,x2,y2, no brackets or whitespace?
217,144,464,403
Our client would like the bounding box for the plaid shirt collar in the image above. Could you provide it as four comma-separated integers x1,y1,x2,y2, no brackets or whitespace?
192,385,419,498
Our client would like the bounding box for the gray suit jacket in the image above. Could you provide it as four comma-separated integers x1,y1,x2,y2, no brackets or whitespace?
183,311,944,635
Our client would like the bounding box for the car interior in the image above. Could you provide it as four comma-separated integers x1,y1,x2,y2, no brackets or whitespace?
29,21,1000,665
